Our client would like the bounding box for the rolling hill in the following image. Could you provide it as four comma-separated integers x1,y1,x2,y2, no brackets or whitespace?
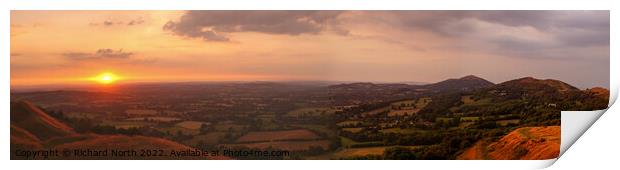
10,101,76,140
483,77,582,101
10,100,229,160
420,75,494,92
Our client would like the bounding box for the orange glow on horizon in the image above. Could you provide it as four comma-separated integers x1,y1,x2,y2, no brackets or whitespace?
90,72,120,84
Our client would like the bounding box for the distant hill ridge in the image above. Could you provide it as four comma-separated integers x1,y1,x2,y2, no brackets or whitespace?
328,75,494,92
420,75,494,91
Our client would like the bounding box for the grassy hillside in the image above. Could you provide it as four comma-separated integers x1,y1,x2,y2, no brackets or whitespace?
10,101,76,140
10,100,229,160
457,126,560,160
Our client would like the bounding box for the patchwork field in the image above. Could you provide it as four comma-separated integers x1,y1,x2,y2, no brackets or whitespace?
290,124,335,136
100,121,155,129
213,123,245,132
225,140,330,151
387,110,416,117
286,107,337,117
360,107,390,117
157,126,200,135
236,129,321,143
184,132,225,146
387,98,430,117
330,146,424,158
379,128,422,134
126,116,181,122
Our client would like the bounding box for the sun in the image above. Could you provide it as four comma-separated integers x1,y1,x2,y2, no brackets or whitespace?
92,72,120,84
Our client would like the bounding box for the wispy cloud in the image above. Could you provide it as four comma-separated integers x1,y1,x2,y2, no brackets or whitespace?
90,18,145,27
63,48,134,60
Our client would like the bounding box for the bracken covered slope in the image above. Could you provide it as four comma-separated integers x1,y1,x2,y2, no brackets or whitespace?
457,126,560,160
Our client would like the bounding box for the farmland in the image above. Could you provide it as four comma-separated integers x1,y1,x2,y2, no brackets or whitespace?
12,75,606,160
176,121,208,129
225,140,331,151
286,107,337,117
329,146,425,159
100,120,155,129
236,129,321,143
126,116,181,122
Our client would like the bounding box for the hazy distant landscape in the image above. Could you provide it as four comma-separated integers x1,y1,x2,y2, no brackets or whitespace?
10,10,609,160
10,75,609,159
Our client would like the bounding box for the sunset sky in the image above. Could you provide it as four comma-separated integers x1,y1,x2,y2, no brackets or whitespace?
10,11,609,89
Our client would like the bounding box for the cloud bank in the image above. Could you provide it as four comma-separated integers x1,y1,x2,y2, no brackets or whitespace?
163,11,344,41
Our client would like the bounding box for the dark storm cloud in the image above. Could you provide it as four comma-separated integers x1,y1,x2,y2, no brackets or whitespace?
163,11,345,41
63,49,134,60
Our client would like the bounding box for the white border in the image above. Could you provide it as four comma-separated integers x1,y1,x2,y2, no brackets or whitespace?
2,0,618,170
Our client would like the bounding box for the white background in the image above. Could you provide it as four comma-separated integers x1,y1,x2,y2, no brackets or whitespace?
1,0,617,170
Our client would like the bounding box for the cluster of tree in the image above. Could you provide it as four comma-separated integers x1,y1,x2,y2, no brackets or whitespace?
417,93,463,120
383,145,449,159
46,110,96,133
90,125,165,136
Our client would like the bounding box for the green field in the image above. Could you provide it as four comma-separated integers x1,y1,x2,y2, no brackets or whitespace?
379,128,421,134
387,98,429,117
286,107,337,117
339,136,358,148
391,100,416,107
462,98,492,107
360,107,390,117
387,110,416,117
460,117,481,122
